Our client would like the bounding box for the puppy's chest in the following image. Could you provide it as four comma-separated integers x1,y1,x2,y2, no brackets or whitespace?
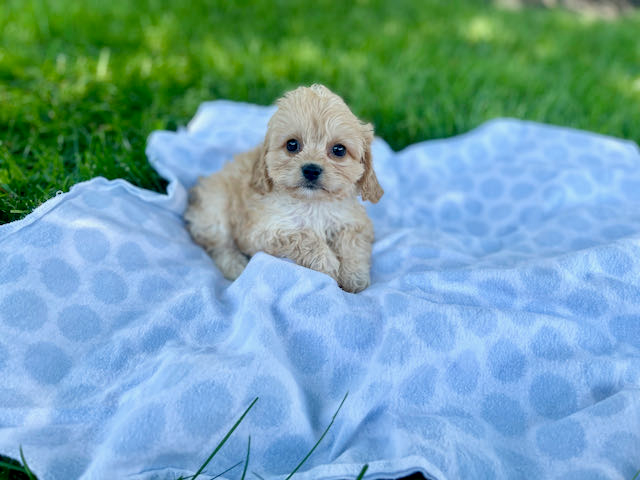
251,199,354,238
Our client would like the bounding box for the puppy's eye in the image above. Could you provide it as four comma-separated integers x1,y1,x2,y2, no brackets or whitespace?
332,144,347,157
286,139,300,153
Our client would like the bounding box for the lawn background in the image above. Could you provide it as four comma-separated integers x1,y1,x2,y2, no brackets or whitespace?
0,1,639,477
1,0,640,224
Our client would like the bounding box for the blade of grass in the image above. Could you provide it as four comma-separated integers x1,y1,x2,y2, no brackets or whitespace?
0,460,30,474
191,397,258,480
210,461,243,480
355,464,369,480
0,183,16,195
240,436,251,480
252,472,266,480
19,446,37,480
284,392,349,480
179,461,242,480
631,469,639,480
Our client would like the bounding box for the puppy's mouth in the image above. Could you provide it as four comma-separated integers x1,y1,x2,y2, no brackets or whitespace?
302,181,332,193
287,182,331,195
302,181,321,190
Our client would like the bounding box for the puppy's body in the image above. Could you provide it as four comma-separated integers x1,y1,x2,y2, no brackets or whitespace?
185,85,382,293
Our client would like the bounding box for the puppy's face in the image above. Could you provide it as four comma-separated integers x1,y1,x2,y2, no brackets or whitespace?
251,85,383,203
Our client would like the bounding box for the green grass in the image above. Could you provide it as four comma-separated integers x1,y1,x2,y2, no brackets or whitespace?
0,1,639,477
178,397,258,480
0,448,37,480
1,394,372,480
1,0,639,224
174,393,367,480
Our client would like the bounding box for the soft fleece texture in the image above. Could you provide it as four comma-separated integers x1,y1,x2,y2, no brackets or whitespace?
1,100,639,480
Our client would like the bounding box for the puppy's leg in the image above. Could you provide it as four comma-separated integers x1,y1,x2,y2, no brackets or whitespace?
185,184,248,281
205,237,248,281
330,224,374,293
263,230,340,281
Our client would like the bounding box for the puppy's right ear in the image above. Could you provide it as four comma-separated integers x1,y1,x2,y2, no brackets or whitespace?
357,123,384,204
250,142,273,194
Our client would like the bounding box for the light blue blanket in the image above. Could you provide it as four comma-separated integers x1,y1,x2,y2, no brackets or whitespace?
1,101,639,480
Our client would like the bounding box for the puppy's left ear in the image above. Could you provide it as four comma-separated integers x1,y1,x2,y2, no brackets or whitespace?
357,124,384,203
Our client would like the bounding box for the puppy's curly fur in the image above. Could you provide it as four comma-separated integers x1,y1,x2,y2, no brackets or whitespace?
185,84,383,293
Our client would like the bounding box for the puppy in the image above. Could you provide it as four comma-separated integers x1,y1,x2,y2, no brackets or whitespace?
185,84,383,293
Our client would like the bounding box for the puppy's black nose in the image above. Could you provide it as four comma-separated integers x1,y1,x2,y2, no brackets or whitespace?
301,163,323,182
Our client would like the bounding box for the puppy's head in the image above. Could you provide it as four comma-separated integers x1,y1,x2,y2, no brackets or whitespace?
250,84,383,203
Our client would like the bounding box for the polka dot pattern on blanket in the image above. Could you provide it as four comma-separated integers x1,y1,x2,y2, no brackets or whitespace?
0,103,639,479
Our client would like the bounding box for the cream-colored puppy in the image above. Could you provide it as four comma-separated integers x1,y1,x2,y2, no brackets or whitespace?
185,84,383,293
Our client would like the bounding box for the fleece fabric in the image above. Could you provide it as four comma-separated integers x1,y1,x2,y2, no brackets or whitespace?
1,100,639,479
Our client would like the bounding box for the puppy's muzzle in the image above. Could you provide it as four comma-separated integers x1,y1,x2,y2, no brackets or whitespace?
301,163,323,183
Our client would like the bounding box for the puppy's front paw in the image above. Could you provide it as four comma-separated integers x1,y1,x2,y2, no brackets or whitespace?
338,269,370,293
306,250,340,280
213,250,249,281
